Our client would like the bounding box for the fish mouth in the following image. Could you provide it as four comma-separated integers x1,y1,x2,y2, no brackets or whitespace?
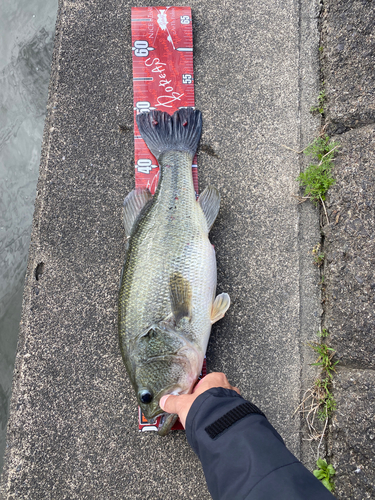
156,412,179,436
138,346,204,433
141,407,178,435
140,384,182,435
152,374,197,435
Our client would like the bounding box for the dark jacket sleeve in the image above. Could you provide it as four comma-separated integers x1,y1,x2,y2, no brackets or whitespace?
185,388,335,500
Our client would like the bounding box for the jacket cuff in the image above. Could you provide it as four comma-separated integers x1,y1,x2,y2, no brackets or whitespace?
185,387,268,454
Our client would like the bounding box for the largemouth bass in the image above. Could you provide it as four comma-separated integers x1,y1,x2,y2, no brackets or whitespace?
118,108,230,435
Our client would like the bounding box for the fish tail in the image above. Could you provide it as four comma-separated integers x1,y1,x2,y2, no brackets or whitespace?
136,108,202,160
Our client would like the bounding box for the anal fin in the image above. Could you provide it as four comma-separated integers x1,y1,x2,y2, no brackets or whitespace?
211,293,230,324
123,188,152,237
169,272,192,325
198,186,220,231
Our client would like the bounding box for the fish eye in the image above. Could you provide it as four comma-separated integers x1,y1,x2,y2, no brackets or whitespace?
139,390,153,404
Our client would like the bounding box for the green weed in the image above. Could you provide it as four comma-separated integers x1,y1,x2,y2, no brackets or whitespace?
314,458,336,492
297,135,340,204
312,243,325,266
310,343,339,378
310,88,326,115
317,327,328,338
296,340,339,433
315,378,336,420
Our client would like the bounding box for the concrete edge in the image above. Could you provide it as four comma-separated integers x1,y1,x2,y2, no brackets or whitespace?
297,0,326,470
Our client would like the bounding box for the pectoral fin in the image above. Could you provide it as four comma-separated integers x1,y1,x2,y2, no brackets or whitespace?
211,293,230,324
169,272,192,325
198,186,221,231
123,188,152,237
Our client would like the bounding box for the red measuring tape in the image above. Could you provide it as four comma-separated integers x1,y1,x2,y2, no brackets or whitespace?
131,6,204,431
131,6,198,196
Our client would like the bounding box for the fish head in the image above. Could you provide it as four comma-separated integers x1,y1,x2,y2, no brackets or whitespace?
133,325,203,423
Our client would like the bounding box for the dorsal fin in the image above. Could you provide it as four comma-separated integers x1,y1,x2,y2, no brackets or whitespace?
198,186,220,231
123,188,152,237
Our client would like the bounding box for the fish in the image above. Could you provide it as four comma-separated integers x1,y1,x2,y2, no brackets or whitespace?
118,108,230,436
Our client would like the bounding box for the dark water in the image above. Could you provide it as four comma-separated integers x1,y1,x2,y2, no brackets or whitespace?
0,0,57,473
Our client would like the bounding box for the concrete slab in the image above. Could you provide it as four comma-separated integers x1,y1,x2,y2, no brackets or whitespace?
321,0,375,133
327,368,375,499
0,0,321,497
321,2,375,496
324,125,375,369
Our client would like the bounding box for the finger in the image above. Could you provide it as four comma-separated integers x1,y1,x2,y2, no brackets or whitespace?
192,372,239,395
160,394,177,413
193,377,206,391
192,372,227,393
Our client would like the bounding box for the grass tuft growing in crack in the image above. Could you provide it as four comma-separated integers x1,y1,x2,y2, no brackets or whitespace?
317,327,328,338
297,135,340,205
310,87,326,115
312,243,325,267
294,331,339,456
309,342,339,378
315,378,337,422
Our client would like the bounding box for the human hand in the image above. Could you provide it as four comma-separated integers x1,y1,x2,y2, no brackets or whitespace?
159,372,240,428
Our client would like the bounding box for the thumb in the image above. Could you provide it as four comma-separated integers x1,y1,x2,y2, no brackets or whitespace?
160,394,177,413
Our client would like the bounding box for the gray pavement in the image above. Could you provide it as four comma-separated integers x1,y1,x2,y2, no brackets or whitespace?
321,1,375,498
321,0,375,135
2,0,373,498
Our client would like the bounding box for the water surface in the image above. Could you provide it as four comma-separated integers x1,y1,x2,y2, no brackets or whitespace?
0,0,57,473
